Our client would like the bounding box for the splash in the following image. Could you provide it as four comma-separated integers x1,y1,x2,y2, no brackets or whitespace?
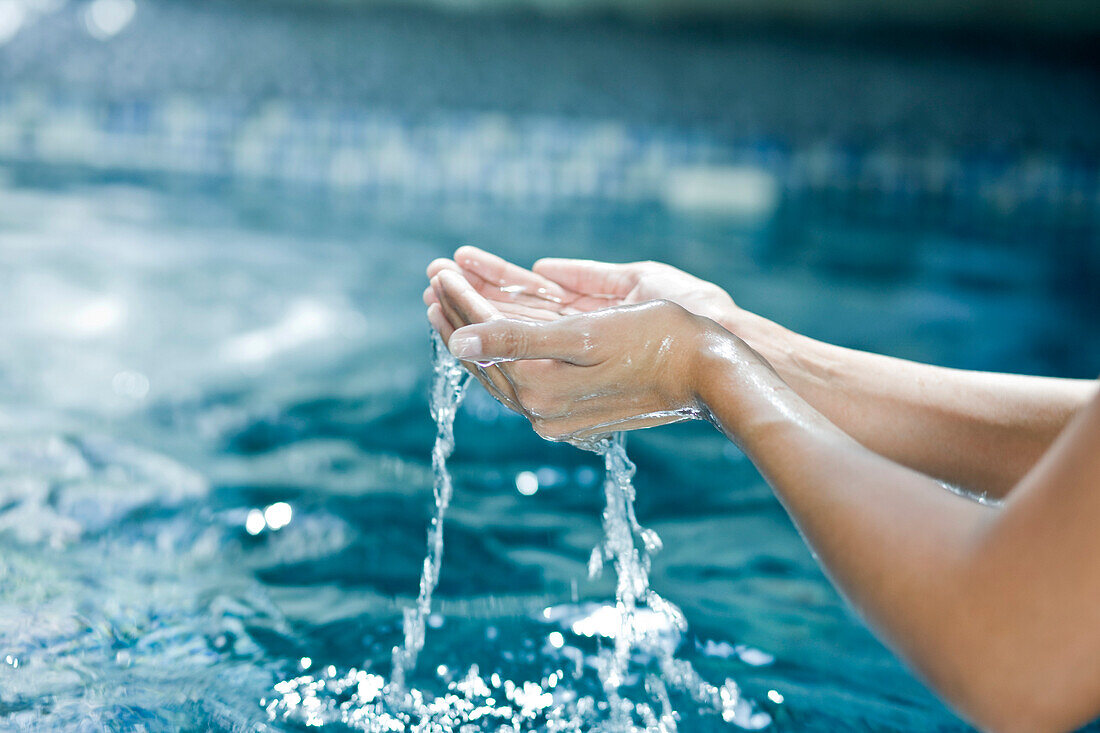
265,332,771,730
582,433,770,731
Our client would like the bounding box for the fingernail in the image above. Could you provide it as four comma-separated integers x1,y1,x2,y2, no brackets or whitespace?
449,334,482,359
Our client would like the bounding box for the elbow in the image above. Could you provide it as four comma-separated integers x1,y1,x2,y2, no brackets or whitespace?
953,688,1086,733
926,645,1094,733
956,693,1065,733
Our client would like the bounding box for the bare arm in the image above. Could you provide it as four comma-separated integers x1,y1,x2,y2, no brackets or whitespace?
430,280,1100,732
730,311,1093,497
426,248,1094,497
693,328,1100,733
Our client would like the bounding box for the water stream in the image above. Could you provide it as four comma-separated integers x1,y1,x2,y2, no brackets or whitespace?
265,333,770,730
390,333,473,692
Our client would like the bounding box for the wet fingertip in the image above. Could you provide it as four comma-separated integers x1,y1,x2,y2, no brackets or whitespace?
426,303,450,333
429,276,447,304
455,245,494,272
436,268,468,290
448,330,482,359
531,257,561,273
426,258,459,277
454,244,483,260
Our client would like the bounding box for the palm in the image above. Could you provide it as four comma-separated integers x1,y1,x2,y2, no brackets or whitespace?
425,248,737,432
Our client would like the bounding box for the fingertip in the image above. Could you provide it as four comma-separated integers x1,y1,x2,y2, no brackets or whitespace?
427,303,453,338
426,301,441,318
531,257,570,274
454,245,485,263
422,285,438,306
429,275,449,306
426,258,459,278
455,245,501,275
436,268,469,291
448,324,488,360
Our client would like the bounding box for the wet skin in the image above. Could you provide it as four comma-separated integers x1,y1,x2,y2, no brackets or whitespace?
426,247,1100,732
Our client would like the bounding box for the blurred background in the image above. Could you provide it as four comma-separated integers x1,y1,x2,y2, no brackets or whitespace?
0,0,1098,730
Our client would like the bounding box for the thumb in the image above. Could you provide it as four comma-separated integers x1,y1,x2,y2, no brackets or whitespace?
448,318,598,365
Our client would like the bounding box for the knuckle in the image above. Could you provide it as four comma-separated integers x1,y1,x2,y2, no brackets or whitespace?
652,298,677,314
659,298,690,320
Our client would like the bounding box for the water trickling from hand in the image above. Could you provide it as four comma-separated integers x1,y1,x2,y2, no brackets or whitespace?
265,332,771,730
390,332,471,691
587,433,770,731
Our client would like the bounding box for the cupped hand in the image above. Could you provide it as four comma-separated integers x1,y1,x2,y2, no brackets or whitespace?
429,267,720,446
426,269,525,414
424,246,740,330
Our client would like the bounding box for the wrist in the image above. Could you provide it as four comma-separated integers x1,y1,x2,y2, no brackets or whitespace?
687,320,755,420
688,316,816,445
719,307,781,356
719,308,823,391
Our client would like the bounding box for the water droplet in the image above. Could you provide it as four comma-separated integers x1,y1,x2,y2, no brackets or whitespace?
263,501,292,530
245,509,266,535
515,470,538,495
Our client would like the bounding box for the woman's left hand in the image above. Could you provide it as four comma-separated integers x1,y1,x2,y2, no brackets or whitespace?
428,268,721,444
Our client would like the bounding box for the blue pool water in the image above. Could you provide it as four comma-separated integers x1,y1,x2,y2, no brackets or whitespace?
2,172,1095,731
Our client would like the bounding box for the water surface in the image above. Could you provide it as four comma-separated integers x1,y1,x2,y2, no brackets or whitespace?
1,178,1092,731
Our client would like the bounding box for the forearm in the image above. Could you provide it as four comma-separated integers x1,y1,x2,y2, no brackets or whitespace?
691,336,1047,730
725,310,1094,497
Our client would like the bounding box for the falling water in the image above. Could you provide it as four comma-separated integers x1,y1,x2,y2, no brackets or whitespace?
265,333,771,730
390,333,472,692
587,433,770,731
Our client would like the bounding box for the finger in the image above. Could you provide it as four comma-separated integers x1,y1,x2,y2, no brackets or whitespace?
431,280,527,407
442,266,560,320
425,258,461,306
423,284,440,307
434,269,501,326
431,275,477,330
430,302,519,409
426,257,463,279
426,303,454,342
432,277,464,330
475,300,560,322
457,262,568,315
447,317,601,366
454,246,569,304
437,297,523,407
532,258,636,298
